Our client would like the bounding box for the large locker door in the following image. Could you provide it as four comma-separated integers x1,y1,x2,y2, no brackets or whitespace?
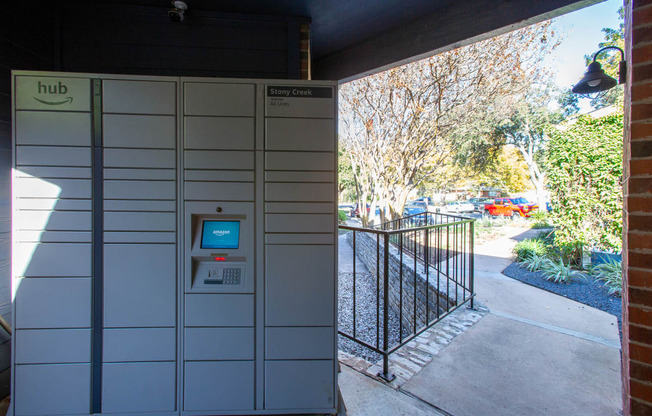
265,245,334,326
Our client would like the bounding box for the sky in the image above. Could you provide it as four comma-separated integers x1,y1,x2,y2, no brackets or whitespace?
545,0,622,111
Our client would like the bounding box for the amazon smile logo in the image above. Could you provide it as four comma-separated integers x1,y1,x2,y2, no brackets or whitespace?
33,81,73,106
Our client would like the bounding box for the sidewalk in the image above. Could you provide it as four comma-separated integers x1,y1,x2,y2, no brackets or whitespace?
339,226,622,416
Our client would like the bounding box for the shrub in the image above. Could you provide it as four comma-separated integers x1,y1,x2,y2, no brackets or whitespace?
549,241,584,268
513,238,548,262
539,257,582,283
535,229,554,244
592,259,623,296
477,218,494,228
338,209,347,223
520,252,547,272
529,211,553,229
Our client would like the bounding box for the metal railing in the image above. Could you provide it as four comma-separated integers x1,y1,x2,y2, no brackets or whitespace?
338,211,475,381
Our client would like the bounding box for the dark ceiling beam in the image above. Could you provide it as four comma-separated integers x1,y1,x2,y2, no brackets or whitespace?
312,0,606,82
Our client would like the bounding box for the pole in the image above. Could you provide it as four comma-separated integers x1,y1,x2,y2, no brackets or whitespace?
379,233,395,382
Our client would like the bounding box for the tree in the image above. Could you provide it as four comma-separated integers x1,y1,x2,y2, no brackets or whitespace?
451,98,512,173
339,22,559,225
337,147,357,202
416,163,470,203
557,88,580,118
546,112,623,251
471,145,532,194
584,6,625,110
490,88,556,208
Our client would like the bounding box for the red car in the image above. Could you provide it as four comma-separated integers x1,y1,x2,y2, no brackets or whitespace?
353,203,370,218
483,198,538,218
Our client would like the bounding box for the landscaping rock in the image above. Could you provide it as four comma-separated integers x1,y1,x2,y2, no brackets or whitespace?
502,262,622,329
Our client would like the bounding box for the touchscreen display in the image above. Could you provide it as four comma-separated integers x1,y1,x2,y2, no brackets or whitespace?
201,221,240,249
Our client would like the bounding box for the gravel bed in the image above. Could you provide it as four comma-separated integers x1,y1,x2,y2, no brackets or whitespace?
503,262,622,328
338,272,409,363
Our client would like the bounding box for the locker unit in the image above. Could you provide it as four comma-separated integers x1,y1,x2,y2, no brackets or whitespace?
11,71,337,416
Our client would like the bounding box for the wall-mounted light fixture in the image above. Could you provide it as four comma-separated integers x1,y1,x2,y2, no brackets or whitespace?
572,46,626,95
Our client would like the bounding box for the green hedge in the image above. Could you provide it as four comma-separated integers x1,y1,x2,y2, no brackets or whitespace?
546,113,623,251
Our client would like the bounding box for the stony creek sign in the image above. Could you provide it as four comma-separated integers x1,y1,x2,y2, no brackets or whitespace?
265,85,334,118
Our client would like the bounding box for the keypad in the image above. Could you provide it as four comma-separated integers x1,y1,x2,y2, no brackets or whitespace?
204,267,243,286
222,268,241,285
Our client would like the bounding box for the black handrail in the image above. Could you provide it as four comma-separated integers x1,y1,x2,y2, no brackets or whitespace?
338,211,475,381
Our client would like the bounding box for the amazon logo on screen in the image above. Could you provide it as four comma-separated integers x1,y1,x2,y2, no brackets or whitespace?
212,230,231,237
33,81,73,106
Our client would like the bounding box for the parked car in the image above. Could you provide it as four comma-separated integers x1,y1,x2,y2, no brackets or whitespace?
483,197,538,218
353,203,370,218
403,206,427,216
338,203,355,217
468,197,490,212
406,200,428,210
403,201,429,226
403,201,428,216
443,201,475,214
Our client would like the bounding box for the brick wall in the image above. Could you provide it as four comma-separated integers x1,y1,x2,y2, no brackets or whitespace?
300,23,311,80
627,0,652,413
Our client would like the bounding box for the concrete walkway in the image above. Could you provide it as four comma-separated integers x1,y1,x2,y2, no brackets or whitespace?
339,365,447,416
339,226,622,416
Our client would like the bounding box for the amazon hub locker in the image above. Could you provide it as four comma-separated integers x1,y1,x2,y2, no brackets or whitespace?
10,71,338,416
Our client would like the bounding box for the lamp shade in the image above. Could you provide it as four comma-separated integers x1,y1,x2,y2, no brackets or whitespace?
572,61,618,94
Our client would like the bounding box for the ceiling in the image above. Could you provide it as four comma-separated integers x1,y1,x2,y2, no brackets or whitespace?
183,0,459,64
66,0,605,81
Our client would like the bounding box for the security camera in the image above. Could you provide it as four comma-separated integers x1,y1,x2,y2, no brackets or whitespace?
169,1,188,22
